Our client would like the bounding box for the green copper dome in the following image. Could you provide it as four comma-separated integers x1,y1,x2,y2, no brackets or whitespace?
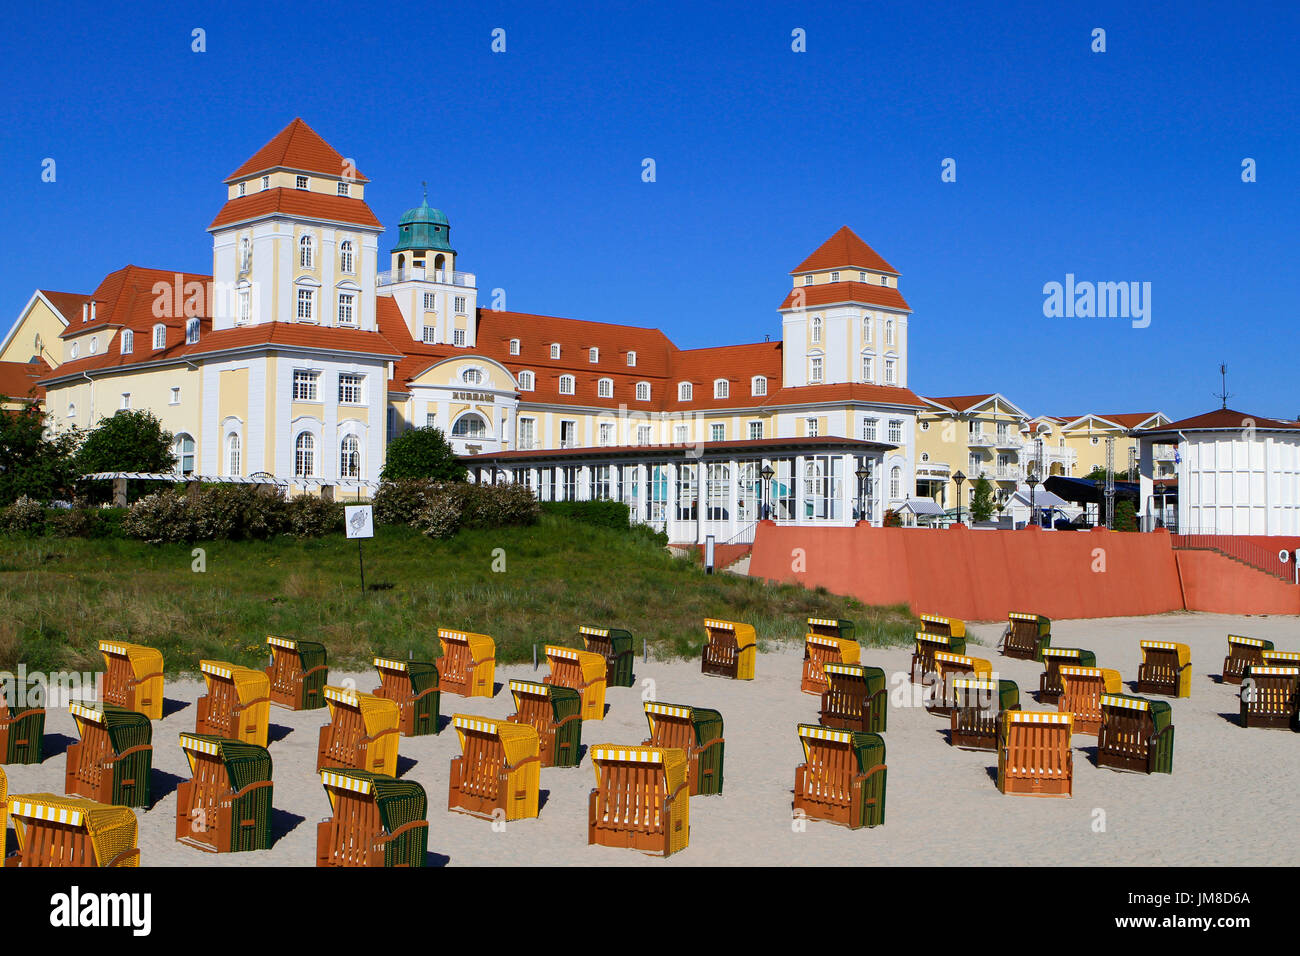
392,194,454,254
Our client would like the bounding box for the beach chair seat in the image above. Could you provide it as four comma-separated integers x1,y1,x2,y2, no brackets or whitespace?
264,636,329,711
97,641,164,720
195,660,270,748
0,679,45,765
1223,635,1273,684
919,614,966,639
1057,666,1123,736
819,663,888,733
448,715,540,821
642,701,725,796
926,650,993,716
910,630,968,685
997,712,1073,797
801,621,861,696
373,657,440,737
1137,641,1192,698
1097,695,1175,774
64,703,152,808
701,618,757,680
1001,612,1051,661
1240,665,1300,730
580,626,636,688
588,745,689,857
316,687,400,777
317,769,428,867
1039,647,1096,703
950,678,1020,751
437,628,495,698
544,645,607,721
5,794,139,867
175,734,273,853
793,724,887,829
507,680,582,768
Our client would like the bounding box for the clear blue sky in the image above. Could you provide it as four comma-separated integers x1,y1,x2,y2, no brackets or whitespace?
2,1,1296,421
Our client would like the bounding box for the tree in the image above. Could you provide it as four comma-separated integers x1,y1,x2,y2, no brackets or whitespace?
0,401,79,504
1084,465,1137,482
969,476,997,522
1114,499,1138,532
380,426,467,482
74,409,176,475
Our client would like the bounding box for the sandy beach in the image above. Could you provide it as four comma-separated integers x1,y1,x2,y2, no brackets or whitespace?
5,611,1296,866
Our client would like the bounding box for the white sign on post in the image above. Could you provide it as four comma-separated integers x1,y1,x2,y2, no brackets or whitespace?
345,505,374,539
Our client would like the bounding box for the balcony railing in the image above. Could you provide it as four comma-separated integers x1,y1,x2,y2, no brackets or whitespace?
967,435,995,447
994,436,1023,450
376,268,477,288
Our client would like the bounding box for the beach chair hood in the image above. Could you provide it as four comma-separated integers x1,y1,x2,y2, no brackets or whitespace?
374,658,439,694
180,733,273,792
796,723,885,771
324,686,400,736
644,702,723,747
70,702,152,753
590,744,688,796
452,714,540,767
439,629,494,661
99,641,163,677
509,680,581,721
201,660,270,704
8,793,138,866
320,769,426,834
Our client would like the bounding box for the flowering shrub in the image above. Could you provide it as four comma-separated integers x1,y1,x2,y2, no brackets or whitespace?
417,494,463,539
121,492,193,543
1,495,46,536
284,494,343,538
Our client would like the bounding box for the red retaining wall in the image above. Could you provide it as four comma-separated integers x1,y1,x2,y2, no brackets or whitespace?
1175,550,1300,615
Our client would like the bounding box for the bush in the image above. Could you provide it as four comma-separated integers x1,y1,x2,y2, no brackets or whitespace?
189,485,286,541
121,492,194,543
456,483,541,529
48,503,97,538
380,427,467,482
540,500,631,531
373,478,434,526
1,495,47,536
285,495,343,537
417,494,462,539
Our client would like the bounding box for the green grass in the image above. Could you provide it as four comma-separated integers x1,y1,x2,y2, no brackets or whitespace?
0,516,918,677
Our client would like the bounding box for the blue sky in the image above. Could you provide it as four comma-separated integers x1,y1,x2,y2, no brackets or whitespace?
2,1,1296,421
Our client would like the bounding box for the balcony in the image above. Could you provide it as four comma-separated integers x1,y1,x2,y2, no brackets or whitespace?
967,434,995,447
376,267,477,288
995,467,1019,480
994,435,1023,451
1153,445,1177,461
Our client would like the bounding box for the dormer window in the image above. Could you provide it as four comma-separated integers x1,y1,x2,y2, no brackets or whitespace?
597,378,613,398
120,329,133,354
589,347,599,363
881,275,890,286
550,343,561,360
678,382,693,401
186,318,200,344
518,370,534,391
337,181,350,196
859,271,867,282
830,271,840,283
559,374,575,395
238,182,246,197
153,324,166,350
296,175,309,190
751,375,767,396
714,379,729,399
509,338,520,355
299,234,313,269
803,275,813,286
636,382,650,401
627,351,636,367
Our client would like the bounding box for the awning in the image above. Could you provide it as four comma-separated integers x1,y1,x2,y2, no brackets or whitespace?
1043,475,1139,505
899,498,945,516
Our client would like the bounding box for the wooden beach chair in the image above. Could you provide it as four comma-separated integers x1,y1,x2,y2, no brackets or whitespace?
264,636,329,711
910,630,967,685
997,711,1073,797
1097,695,1175,774
373,657,440,737
175,733,273,853
819,663,888,733
5,794,139,867
588,745,689,857
642,701,725,796
1039,647,1096,703
1223,635,1274,684
926,650,993,716
65,702,152,808
0,678,45,765
1240,665,1300,730
1137,641,1192,698
1057,665,1123,735
317,769,428,868
195,660,270,748
507,679,583,768
1001,612,1051,661
1261,650,1300,668
316,686,400,777
437,628,495,698
98,640,164,720
950,677,1020,751
0,768,6,860
701,618,757,680
580,625,636,688
793,723,887,829
544,644,607,721
919,614,966,639
801,626,861,696
448,714,540,821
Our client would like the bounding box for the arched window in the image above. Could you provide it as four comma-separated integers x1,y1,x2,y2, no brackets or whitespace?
636,382,650,401
558,375,575,395
714,379,729,399
627,351,637,367
120,329,133,354
226,433,241,475
889,466,901,499
89,337,98,355
885,318,895,346
678,382,693,401
518,370,534,391
339,435,360,478
862,316,873,344
153,324,166,350
299,234,313,269
67,402,76,420
240,238,251,272
811,316,822,344
186,318,200,344
550,343,561,359
462,367,483,385
294,432,315,477
451,414,488,438
597,378,613,398
751,375,767,396
509,338,520,355
339,240,354,274
174,434,196,476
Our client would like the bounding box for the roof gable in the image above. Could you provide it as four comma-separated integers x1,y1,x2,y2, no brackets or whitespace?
224,118,369,184
791,226,897,275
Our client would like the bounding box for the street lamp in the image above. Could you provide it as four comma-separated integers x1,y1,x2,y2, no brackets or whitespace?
855,463,869,522
1026,472,1041,528
760,464,775,520
953,470,967,525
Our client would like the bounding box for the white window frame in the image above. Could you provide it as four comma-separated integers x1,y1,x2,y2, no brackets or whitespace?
185,318,200,345
453,329,466,346
294,432,315,477
636,382,650,401
462,367,483,385
679,382,693,401
299,234,314,269
806,417,819,437
152,324,166,350
261,176,270,190
509,338,520,355
748,420,763,440
169,387,180,405
811,316,822,344
626,351,637,367
296,287,315,322
710,423,725,442
339,434,361,478
589,347,599,363
120,329,133,354
296,175,309,190
337,292,355,326
518,370,535,391
454,296,467,314
423,292,436,310
863,418,878,441
714,379,729,399
558,375,575,395
803,275,814,286
339,240,354,274
751,376,767,396
338,372,364,404
597,378,613,399
292,369,320,402
422,326,438,344
226,433,241,476
830,271,839,283
336,181,350,197
550,343,561,359
120,393,130,410
809,356,823,383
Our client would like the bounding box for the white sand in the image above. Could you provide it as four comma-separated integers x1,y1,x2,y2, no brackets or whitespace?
4,611,1296,866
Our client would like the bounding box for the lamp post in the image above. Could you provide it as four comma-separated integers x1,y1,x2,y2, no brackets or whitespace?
953,470,967,525
1026,473,1041,528
855,463,869,522
761,464,775,520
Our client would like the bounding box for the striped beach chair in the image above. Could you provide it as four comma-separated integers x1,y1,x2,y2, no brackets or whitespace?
373,657,440,736
98,640,164,720
580,625,636,688
1137,641,1192,698
437,628,495,698
6,794,139,867
1001,612,1051,661
0,677,44,765
264,636,329,711
801,622,861,696
819,663,888,733
317,769,428,867
1223,635,1274,684
1057,666,1123,736
911,630,967,685
642,701,725,796
507,679,583,768
1240,665,1300,730
793,724,887,829
1097,694,1175,774
316,686,400,777
588,745,690,857
919,614,966,640
175,733,273,853
1261,649,1300,668
544,644,607,721
701,618,757,680
1039,647,1096,703
997,711,1073,797
950,677,1020,751
927,650,993,716
65,702,152,808
196,660,270,748
448,714,540,821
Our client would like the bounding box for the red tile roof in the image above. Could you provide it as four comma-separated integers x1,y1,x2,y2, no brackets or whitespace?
1095,412,1163,429
208,187,382,230
779,281,910,312
1139,408,1300,433
38,290,92,322
760,382,926,409
790,226,898,275
59,266,214,339
0,360,48,402
924,394,996,412
225,118,369,184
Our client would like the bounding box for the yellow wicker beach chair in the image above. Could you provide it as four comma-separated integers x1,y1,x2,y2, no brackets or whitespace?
437,628,496,698
196,660,271,748
98,640,164,720
701,618,757,680
316,686,400,777
588,744,689,857
6,793,139,867
544,645,607,721
448,714,540,821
